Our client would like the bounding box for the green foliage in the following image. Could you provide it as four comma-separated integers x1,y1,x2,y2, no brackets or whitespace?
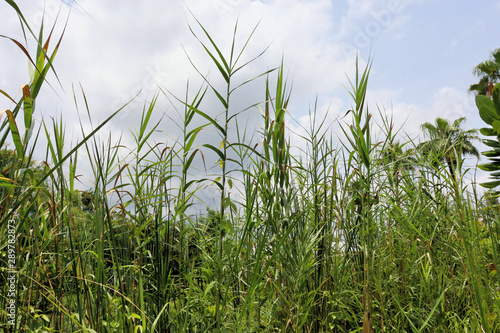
478,83,500,189
469,48,500,96
418,117,479,185
2,2,500,332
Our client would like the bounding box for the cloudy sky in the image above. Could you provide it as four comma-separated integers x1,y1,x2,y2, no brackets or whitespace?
1,0,500,192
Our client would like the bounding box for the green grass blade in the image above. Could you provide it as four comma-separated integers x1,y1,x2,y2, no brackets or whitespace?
5,110,23,159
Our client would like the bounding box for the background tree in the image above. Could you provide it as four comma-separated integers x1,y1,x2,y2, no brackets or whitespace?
469,48,500,96
418,117,479,180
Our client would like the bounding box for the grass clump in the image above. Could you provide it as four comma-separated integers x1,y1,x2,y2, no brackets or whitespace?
1,2,499,332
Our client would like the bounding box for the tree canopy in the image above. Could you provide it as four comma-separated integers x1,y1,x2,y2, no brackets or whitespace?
418,117,479,179
469,48,500,96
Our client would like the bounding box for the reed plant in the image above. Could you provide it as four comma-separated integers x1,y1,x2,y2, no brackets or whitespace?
2,1,500,332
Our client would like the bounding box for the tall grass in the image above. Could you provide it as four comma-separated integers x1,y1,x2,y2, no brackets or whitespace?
1,2,500,332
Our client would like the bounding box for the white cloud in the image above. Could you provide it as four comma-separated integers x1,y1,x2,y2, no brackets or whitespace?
430,87,470,118
336,0,417,57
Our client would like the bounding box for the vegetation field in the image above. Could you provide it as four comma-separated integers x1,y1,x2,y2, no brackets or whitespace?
2,2,500,332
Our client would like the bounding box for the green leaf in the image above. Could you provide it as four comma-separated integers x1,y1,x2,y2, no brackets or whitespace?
183,149,199,173
215,181,223,190
419,289,447,331
0,34,36,70
481,127,496,136
489,170,500,177
483,139,500,148
480,180,500,189
33,43,47,87
482,150,500,157
493,119,500,135
188,16,231,77
476,94,496,125
493,83,500,115
0,89,17,105
224,241,233,255
130,313,142,320
191,107,225,135
6,110,23,159
21,85,33,131
203,144,225,162
212,86,229,109
479,162,500,172
204,281,217,297
185,127,203,152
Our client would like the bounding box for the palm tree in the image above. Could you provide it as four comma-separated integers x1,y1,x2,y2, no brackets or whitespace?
381,141,417,192
418,117,479,181
469,48,500,96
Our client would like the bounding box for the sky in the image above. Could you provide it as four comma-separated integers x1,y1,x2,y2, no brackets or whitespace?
1,0,500,195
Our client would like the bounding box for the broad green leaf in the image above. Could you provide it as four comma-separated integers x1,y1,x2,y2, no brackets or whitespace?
214,180,223,190
480,127,496,136
479,162,500,172
222,197,237,215
222,197,232,209
483,150,500,157
489,170,500,177
480,180,500,189
493,82,500,115
476,94,496,125
204,280,217,297
483,139,500,148
130,313,142,320
493,119,500,135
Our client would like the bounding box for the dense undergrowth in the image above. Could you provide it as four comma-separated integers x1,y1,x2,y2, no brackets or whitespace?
1,2,500,332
